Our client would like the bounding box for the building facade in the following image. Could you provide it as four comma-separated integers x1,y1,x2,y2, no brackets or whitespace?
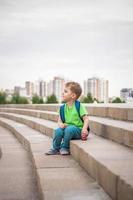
84,77,109,103
25,81,34,97
120,88,133,103
14,86,27,96
39,81,47,98
47,77,65,102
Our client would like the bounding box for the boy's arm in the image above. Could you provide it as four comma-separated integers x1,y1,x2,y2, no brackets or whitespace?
81,115,89,137
58,115,67,129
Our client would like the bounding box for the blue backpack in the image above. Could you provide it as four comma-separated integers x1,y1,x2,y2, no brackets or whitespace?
59,100,90,132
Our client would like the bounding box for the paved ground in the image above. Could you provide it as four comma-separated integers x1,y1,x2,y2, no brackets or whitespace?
0,126,40,200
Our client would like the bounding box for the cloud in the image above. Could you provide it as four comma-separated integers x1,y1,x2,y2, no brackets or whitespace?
0,0,133,96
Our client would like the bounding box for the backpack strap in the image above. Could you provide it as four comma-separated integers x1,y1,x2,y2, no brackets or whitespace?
75,100,83,122
59,104,65,123
60,101,81,123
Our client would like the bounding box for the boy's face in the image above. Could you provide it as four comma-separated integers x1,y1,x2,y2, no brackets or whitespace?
62,86,76,102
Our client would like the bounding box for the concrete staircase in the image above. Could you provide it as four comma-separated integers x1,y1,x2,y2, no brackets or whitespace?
0,104,133,200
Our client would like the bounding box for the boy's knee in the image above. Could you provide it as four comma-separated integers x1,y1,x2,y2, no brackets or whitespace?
54,128,63,137
65,126,75,135
64,126,76,134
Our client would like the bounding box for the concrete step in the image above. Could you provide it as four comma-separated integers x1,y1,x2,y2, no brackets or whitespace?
0,107,58,122
0,103,133,121
70,136,133,200
0,146,2,159
0,112,57,138
0,117,111,200
0,114,133,199
86,104,133,122
89,116,133,148
0,125,40,200
0,112,133,149
0,104,59,112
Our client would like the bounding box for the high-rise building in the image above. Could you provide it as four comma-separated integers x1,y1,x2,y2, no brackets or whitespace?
31,80,47,98
14,86,21,94
47,77,65,102
47,80,54,97
34,81,40,96
53,77,65,102
84,77,109,103
25,81,34,96
120,88,133,102
14,86,27,96
39,81,47,97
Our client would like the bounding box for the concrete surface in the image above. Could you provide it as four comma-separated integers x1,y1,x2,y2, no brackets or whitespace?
0,126,40,200
0,118,111,200
0,146,2,159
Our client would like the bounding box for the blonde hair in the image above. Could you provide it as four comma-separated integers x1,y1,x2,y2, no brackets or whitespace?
65,81,82,99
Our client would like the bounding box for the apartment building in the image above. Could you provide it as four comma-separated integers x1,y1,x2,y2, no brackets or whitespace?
120,88,133,103
84,77,109,103
25,81,34,97
47,77,65,102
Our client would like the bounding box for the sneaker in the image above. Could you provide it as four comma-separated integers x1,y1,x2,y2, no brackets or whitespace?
45,149,59,155
60,149,70,155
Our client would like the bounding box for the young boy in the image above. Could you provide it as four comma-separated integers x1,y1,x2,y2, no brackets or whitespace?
46,81,89,155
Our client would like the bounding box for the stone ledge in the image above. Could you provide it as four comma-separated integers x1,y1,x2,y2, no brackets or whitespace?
0,147,2,159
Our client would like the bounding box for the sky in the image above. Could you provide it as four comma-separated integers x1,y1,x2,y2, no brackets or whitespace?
0,0,133,97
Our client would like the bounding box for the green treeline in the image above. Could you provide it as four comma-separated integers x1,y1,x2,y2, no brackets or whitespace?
0,91,58,104
0,91,125,104
81,93,125,103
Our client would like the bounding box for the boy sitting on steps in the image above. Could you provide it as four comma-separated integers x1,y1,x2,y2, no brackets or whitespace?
46,81,89,155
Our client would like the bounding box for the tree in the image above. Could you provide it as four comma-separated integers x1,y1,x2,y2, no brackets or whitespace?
81,93,94,103
93,97,99,103
11,93,20,104
18,96,29,104
11,93,29,104
0,91,7,104
45,94,58,104
39,97,44,104
112,97,124,103
32,95,44,104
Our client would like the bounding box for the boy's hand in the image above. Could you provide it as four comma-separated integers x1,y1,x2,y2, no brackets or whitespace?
59,123,67,129
81,128,89,141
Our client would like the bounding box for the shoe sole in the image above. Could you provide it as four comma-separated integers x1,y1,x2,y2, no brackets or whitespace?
60,152,70,155
45,152,60,155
